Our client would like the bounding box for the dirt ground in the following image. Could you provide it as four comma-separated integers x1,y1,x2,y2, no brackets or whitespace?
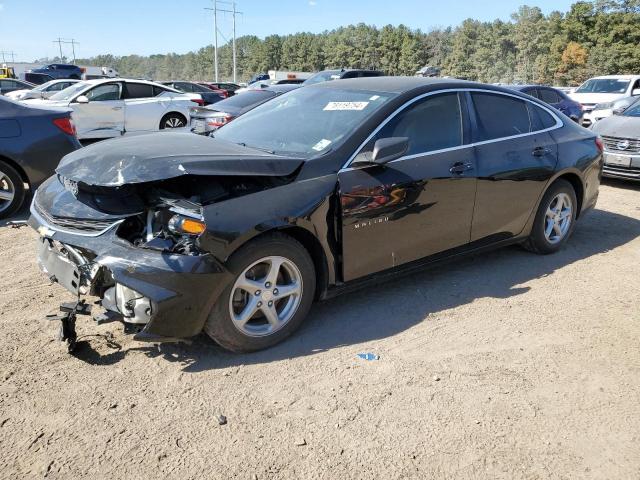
0,180,639,480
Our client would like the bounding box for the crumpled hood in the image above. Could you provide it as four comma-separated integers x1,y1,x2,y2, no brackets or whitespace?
56,132,305,186
591,115,640,138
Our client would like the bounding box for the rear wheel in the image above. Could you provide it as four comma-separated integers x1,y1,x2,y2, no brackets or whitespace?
0,161,26,219
159,113,187,130
204,233,316,352
523,179,577,254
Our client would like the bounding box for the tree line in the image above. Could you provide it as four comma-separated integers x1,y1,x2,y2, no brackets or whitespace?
66,0,639,86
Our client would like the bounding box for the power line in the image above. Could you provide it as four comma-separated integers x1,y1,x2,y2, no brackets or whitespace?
52,38,80,64
0,51,16,63
204,1,243,82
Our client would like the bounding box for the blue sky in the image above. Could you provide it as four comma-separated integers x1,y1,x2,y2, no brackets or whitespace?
0,0,576,62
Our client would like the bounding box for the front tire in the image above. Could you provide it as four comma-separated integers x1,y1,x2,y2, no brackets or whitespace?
523,179,577,254
204,233,316,352
0,161,26,220
159,113,187,130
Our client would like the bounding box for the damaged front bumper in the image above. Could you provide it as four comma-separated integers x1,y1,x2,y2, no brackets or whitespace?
29,186,234,342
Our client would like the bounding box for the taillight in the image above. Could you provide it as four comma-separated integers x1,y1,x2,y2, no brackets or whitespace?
595,137,604,153
53,117,76,136
207,114,234,127
191,98,204,106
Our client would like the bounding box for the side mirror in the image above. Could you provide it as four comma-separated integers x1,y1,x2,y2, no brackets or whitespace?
370,137,409,164
75,95,89,104
632,88,640,96
612,107,625,115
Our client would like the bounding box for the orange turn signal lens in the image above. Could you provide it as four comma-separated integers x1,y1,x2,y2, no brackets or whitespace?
168,216,206,236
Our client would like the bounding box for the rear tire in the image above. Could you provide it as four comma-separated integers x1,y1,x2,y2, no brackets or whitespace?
204,233,316,353
159,113,187,130
0,161,26,220
523,179,577,254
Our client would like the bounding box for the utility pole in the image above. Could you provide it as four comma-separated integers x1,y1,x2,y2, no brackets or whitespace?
0,51,16,63
204,1,242,82
53,38,64,61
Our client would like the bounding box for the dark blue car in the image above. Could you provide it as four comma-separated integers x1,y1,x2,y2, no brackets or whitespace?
508,85,583,123
31,64,83,80
0,96,81,218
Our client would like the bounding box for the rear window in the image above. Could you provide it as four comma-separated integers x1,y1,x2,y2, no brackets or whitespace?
538,88,560,104
471,92,531,141
217,91,277,108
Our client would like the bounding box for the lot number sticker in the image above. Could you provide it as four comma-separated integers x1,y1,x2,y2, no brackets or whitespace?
324,101,369,111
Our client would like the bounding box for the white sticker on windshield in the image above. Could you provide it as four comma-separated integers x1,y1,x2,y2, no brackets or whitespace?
370,95,380,101
312,139,332,151
324,101,369,111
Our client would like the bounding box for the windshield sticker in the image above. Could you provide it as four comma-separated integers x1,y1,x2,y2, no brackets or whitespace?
370,95,380,101
312,139,332,151
324,101,369,111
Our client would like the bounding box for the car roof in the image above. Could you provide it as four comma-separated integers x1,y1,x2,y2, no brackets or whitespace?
309,76,488,94
82,78,161,86
588,75,640,80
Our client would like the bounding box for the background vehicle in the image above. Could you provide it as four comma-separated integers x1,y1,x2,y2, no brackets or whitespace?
302,68,384,85
0,78,35,96
508,85,583,123
30,63,83,80
6,79,81,101
27,78,196,140
200,82,241,96
20,72,55,85
589,96,638,124
0,65,16,79
591,97,640,181
189,85,297,135
569,75,640,126
161,81,225,106
0,96,80,218
31,78,602,353
415,65,441,77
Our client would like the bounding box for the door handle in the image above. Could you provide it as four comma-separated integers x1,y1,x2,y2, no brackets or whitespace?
532,146,551,157
450,162,474,175
112,106,123,111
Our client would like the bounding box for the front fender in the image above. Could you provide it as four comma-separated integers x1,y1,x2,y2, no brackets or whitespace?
198,173,338,263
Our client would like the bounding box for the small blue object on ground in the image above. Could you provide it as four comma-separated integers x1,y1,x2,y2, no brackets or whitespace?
357,353,380,361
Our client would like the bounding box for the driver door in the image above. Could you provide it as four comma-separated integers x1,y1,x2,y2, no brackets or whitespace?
71,82,125,139
338,92,477,281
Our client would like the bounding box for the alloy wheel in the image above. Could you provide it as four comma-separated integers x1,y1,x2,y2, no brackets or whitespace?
164,116,185,128
229,256,303,337
0,170,15,214
544,192,572,244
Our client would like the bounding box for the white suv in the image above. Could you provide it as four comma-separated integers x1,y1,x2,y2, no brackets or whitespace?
569,75,640,126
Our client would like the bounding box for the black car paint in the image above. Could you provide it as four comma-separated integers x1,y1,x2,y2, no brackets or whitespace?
0,97,81,191
30,78,602,341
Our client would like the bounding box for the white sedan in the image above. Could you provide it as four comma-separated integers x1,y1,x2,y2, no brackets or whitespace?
26,78,197,140
5,79,81,101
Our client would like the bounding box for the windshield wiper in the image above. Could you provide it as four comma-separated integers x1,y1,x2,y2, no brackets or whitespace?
235,142,275,155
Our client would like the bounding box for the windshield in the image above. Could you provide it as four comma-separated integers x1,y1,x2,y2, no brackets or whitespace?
33,80,58,92
576,78,630,94
49,82,89,101
214,86,394,157
303,71,341,86
622,98,640,117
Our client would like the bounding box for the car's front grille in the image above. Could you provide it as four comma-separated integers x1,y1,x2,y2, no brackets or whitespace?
603,164,640,179
34,197,121,234
601,135,640,154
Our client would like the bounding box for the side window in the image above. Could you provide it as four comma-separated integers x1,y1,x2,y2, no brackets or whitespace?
124,83,154,99
471,92,531,141
0,80,11,89
524,88,540,99
47,83,64,92
153,86,169,96
176,82,193,92
538,88,560,104
356,92,463,161
530,103,557,129
84,83,121,101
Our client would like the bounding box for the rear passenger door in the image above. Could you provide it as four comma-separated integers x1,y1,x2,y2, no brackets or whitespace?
123,82,167,133
339,92,477,281
469,91,559,242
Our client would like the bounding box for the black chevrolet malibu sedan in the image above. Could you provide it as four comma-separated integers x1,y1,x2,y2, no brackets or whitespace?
30,78,603,352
